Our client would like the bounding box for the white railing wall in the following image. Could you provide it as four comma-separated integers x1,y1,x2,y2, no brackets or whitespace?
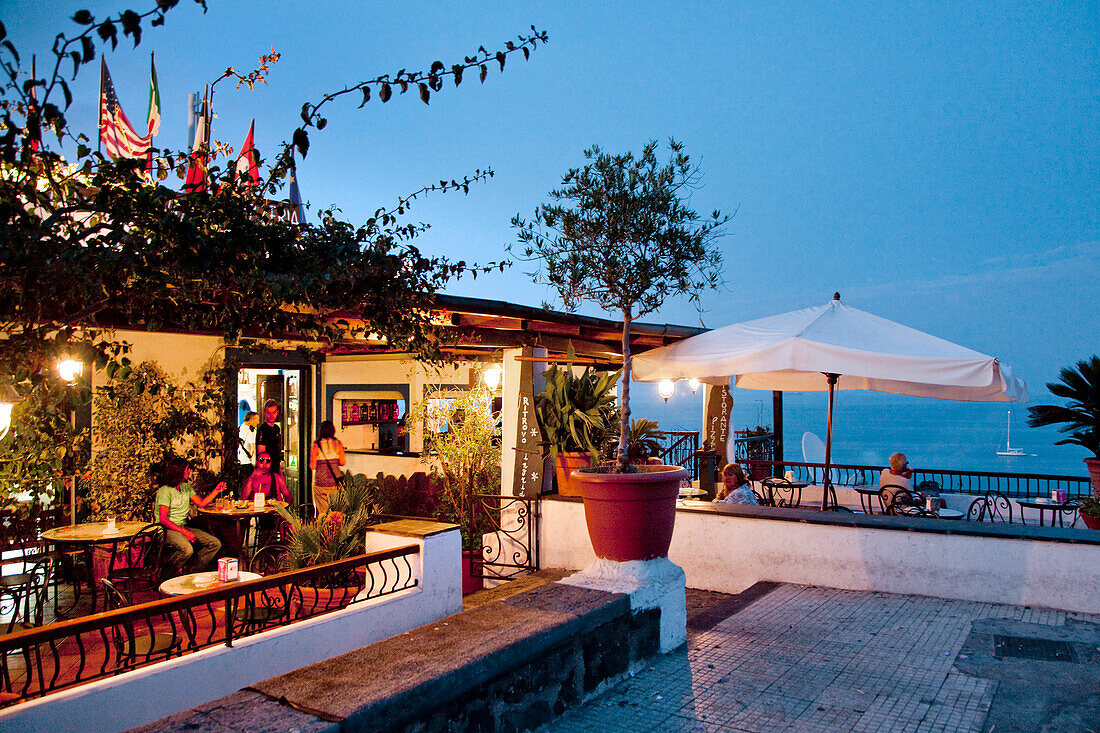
1,525,462,733
540,497,1100,614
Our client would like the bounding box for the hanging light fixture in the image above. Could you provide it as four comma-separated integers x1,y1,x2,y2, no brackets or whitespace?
657,380,675,402
483,365,503,392
688,378,700,395
58,359,84,383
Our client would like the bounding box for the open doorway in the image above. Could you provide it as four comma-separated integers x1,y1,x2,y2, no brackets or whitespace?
236,366,308,505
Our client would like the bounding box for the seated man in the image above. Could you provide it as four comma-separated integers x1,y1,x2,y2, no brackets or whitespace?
879,452,915,507
156,457,225,577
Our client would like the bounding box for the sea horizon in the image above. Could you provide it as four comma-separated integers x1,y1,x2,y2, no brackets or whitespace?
630,383,1091,479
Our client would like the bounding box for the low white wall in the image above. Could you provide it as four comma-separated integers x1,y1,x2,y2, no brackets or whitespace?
2,526,462,733
540,498,1100,614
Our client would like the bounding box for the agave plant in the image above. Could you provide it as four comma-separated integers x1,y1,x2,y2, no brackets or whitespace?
1027,356,1100,459
275,480,380,570
535,357,621,464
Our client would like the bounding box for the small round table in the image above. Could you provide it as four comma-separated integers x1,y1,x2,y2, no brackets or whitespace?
854,487,883,514
41,521,149,613
933,508,964,520
1016,498,1076,527
197,500,287,560
158,570,262,596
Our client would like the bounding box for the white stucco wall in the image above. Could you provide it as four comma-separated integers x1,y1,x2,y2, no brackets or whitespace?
111,330,225,385
540,497,1100,614
0,526,462,733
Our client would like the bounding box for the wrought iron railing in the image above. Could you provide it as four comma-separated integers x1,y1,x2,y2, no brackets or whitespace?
659,431,700,479
474,494,538,582
749,460,1090,498
0,545,419,707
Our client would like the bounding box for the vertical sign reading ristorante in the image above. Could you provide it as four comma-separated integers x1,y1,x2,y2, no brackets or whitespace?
704,384,732,470
513,359,545,497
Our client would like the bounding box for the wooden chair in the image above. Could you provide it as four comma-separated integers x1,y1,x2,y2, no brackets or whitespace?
101,579,181,669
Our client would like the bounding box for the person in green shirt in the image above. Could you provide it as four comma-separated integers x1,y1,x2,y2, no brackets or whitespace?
156,457,226,576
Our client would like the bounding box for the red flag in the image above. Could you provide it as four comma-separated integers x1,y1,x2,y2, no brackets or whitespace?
183,92,209,193
99,59,151,160
234,120,260,186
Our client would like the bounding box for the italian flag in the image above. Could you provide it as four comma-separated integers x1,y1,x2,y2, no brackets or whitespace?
147,52,161,137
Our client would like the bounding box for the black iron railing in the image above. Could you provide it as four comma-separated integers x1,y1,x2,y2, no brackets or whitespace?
750,460,1090,499
660,431,700,479
0,545,419,707
474,494,539,583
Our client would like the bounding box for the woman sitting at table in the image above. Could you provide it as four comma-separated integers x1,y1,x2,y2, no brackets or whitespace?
880,452,915,507
715,463,759,505
241,451,292,504
156,457,225,577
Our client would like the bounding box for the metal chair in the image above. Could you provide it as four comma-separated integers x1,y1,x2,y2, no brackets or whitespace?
1059,497,1083,528
762,478,802,508
880,486,913,515
107,524,167,604
966,497,987,521
982,491,1014,524
233,544,289,633
101,579,181,669
891,504,937,518
1,557,54,697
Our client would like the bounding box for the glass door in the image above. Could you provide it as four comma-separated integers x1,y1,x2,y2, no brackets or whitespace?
237,367,307,505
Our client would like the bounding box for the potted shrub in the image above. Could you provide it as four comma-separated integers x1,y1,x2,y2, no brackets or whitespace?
406,387,501,592
1077,496,1100,531
535,357,620,495
1027,356,1100,499
512,139,727,562
623,418,666,465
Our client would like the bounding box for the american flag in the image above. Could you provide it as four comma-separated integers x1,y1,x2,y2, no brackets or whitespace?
99,59,151,160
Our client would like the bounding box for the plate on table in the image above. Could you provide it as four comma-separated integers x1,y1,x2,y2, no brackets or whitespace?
191,572,219,588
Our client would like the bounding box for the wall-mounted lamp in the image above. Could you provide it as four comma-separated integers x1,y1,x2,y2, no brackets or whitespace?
657,380,675,402
0,384,21,437
483,365,503,392
58,359,84,383
688,378,700,395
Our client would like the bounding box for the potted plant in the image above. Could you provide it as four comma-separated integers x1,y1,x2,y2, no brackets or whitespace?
623,418,666,465
406,387,501,592
1027,356,1100,499
535,356,620,495
512,139,727,562
1077,496,1100,531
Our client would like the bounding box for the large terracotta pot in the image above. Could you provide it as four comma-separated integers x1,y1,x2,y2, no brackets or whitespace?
1081,512,1100,531
1085,458,1100,498
573,464,687,562
554,452,592,496
461,549,484,595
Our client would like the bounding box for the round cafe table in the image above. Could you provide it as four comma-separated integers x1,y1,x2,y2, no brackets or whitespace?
196,500,287,560
933,508,964,520
1016,497,1076,527
41,521,149,613
158,570,262,596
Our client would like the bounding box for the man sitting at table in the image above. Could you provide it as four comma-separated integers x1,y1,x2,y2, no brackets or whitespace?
880,452,915,507
156,457,225,577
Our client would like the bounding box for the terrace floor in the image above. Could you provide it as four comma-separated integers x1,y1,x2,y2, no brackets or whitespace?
545,582,1100,733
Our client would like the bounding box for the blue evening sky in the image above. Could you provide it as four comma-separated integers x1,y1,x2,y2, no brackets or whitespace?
7,1,1099,395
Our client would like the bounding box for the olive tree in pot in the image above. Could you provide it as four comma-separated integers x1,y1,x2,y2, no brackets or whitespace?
512,139,727,561
535,356,620,496
1027,355,1100,527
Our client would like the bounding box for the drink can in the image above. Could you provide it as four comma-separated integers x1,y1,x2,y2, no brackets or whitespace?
926,496,935,512
1056,489,1066,504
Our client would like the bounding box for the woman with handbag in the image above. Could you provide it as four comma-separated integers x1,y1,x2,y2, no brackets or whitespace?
310,420,346,516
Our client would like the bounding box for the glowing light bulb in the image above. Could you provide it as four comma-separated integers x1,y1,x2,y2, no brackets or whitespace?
58,360,83,383
657,380,675,402
483,365,503,392
688,378,700,394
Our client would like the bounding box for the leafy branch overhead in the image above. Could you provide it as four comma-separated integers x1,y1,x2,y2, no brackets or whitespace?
0,2,546,490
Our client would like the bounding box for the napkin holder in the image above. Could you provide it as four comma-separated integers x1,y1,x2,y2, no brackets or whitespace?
217,557,239,582
254,492,265,509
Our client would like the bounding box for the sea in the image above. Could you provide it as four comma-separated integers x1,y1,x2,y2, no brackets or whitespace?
630,384,1090,479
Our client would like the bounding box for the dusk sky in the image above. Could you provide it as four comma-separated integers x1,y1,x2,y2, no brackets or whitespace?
8,1,1098,395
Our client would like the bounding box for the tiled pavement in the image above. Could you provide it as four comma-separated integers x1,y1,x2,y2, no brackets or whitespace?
545,584,1100,732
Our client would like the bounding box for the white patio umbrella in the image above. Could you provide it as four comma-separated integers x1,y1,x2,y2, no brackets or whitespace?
633,294,1027,509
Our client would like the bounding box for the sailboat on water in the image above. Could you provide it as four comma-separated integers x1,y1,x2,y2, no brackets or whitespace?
996,410,1027,457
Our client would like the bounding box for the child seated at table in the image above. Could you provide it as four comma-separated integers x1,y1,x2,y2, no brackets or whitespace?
716,463,759,505
156,457,225,577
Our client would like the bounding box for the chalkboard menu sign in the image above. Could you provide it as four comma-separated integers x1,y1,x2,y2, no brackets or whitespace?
512,360,545,497
341,399,401,427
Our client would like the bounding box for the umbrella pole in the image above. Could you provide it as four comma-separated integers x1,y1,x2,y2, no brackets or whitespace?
821,374,839,510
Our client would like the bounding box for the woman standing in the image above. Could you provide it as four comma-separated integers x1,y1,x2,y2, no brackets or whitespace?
310,420,346,516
